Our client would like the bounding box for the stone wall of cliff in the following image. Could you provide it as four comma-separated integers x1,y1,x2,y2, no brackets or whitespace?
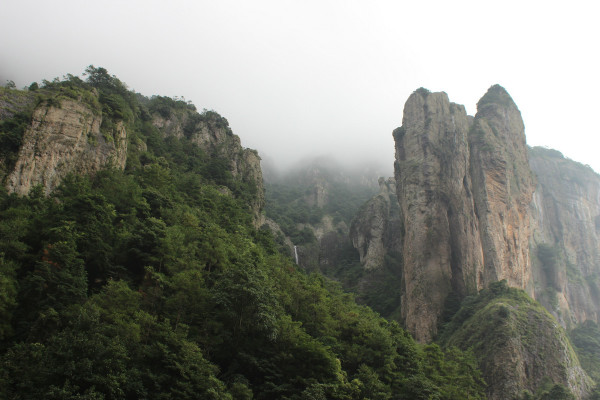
469,86,536,294
392,86,536,342
7,96,127,195
350,177,401,270
386,85,595,397
394,89,477,341
264,159,382,275
529,147,600,327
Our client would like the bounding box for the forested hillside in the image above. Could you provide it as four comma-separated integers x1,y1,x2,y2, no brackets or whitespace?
0,69,485,399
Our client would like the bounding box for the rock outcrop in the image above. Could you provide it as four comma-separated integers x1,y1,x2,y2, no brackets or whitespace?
350,177,401,271
152,110,265,227
7,97,127,195
529,147,600,327
394,89,480,341
393,86,536,342
441,281,592,400
469,86,536,293
1,89,265,227
390,86,594,397
265,158,382,273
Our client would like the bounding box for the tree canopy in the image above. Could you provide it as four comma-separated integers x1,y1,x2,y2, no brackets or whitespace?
0,68,486,399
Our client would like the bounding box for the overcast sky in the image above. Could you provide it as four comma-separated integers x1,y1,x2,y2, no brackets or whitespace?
2,0,599,175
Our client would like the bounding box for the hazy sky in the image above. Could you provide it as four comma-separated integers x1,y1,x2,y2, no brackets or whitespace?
2,0,599,174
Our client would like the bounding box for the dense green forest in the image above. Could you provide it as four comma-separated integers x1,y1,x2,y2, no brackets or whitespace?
0,69,486,399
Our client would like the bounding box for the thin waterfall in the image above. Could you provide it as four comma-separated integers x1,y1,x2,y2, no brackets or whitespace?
294,245,299,264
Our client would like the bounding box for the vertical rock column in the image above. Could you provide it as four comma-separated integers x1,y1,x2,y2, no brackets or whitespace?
468,85,535,293
394,89,483,342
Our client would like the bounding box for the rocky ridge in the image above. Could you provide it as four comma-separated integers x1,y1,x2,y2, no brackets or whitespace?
440,281,592,400
468,87,536,293
152,110,265,226
264,158,382,273
393,88,490,341
1,88,265,226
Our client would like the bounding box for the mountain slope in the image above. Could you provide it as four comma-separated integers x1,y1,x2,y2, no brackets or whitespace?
439,281,591,400
0,69,485,399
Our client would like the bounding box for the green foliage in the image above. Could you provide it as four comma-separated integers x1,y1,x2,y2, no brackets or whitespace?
265,173,376,245
537,383,575,400
438,280,536,343
0,67,485,399
570,320,600,382
147,95,198,119
537,243,561,289
476,84,514,109
0,110,31,173
36,74,101,113
439,281,581,399
0,254,18,339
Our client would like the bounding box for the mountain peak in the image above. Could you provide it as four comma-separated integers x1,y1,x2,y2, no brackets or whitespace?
476,84,516,110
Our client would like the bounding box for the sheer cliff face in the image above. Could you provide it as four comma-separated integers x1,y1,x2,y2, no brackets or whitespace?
393,86,535,342
350,177,401,271
469,87,536,292
8,98,127,195
529,148,600,326
394,89,483,341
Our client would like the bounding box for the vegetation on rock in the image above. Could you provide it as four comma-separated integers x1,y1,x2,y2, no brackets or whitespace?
0,69,486,399
439,281,590,399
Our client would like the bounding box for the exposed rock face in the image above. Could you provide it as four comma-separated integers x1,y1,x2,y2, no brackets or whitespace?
304,179,329,208
350,177,401,271
391,86,592,396
298,164,334,208
152,111,265,227
469,86,536,293
394,89,485,341
7,97,127,195
2,91,264,229
393,86,536,342
529,147,600,327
